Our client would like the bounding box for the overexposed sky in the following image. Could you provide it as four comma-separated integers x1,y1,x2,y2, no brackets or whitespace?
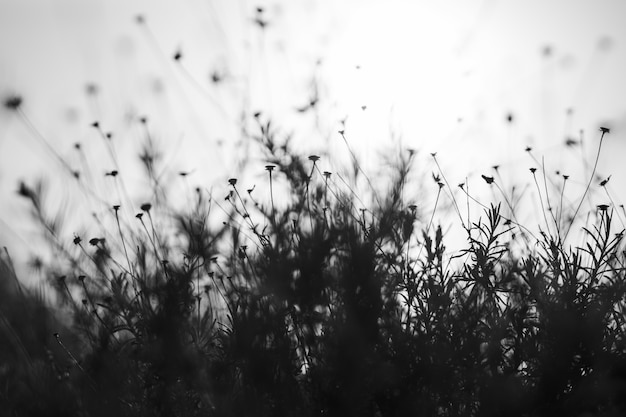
1,0,626,271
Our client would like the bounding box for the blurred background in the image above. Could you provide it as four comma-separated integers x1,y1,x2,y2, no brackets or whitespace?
1,0,625,278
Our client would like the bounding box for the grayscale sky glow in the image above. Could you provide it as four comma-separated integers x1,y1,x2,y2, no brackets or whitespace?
1,0,626,275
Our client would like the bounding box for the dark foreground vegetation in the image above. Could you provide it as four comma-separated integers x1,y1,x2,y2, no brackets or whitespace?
1,110,625,417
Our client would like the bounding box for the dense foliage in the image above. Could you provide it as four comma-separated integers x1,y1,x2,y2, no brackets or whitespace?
1,120,625,417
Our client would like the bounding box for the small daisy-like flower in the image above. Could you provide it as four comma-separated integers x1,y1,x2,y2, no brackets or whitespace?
228,178,237,186
525,146,532,152
78,275,86,283
73,235,82,245
308,155,320,162
140,203,152,212
113,205,120,211
135,213,143,220
323,171,332,179
529,168,537,174
265,164,275,172
599,127,610,134
91,121,100,128
88,238,100,246
597,204,609,211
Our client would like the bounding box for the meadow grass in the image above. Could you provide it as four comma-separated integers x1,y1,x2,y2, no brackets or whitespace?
1,90,625,417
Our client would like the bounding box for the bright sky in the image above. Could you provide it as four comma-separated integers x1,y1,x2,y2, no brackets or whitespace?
1,0,626,274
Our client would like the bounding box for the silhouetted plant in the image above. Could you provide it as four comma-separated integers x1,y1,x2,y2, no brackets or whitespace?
2,107,626,417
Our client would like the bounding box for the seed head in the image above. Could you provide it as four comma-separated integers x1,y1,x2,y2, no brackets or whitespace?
78,275,86,283
481,175,494,184
3,95,22,110
85,83,98,95
600,176,611,187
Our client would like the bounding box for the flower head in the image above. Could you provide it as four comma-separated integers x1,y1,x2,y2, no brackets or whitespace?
481,175,494,184
3,95,22,111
